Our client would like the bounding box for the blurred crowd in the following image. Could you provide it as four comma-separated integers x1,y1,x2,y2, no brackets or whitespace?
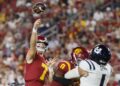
0,0,120,86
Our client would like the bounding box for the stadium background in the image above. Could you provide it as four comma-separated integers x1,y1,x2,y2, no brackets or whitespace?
0,0,120,86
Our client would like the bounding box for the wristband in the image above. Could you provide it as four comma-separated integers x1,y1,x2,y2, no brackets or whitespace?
32,28,37,33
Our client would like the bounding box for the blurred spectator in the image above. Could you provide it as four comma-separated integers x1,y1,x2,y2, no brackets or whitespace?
104,7,114,21
93,9,104,21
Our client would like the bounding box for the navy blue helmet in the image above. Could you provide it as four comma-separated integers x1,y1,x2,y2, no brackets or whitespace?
90,44,111,65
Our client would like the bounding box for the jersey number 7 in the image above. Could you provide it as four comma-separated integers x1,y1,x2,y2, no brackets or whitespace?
40,63,48,81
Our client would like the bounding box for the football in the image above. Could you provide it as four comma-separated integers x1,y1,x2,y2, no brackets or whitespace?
32,2,47,14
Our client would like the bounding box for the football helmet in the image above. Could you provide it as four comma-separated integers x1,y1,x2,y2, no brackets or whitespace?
90,44,111,65
36,35,48,53
33,2,47,14
71,46,89,63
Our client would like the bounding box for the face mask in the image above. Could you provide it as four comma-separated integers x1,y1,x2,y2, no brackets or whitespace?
36,43,47,53
36,47,45,53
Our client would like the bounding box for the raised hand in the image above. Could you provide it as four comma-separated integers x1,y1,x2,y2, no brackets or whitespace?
33,19,41,30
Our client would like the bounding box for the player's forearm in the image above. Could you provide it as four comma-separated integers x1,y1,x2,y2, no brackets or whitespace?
64,66,88,79
26,19,41,61
30,28,37,51
64,66,80,79
26,28,37,60
30,19,41,51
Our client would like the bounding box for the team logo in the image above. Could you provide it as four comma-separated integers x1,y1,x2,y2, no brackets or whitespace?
73,47,83,55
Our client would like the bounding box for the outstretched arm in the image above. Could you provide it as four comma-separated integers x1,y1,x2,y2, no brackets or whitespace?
64,66,88,79
26,19,41,63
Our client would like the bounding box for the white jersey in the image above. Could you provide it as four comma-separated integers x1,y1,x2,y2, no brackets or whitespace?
79,59,112,86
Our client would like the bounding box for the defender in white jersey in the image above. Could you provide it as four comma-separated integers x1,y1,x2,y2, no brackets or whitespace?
65,44,112,86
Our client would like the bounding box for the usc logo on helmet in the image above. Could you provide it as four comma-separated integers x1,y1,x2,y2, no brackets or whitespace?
58,61,71,74
74,48,82,55
71,46,89,61
60,63,66,70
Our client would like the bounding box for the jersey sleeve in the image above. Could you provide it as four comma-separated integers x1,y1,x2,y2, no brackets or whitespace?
107,64,113,76
78,60,90,71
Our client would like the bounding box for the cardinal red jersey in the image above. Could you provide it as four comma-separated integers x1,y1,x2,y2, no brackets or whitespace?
24,52,48,86
50,60,74,86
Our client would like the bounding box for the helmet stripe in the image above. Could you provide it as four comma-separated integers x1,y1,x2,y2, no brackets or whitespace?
62,61,71,71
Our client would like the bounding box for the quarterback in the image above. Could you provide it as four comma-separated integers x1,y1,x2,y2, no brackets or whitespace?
24,2,49,86
24,19,49,86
